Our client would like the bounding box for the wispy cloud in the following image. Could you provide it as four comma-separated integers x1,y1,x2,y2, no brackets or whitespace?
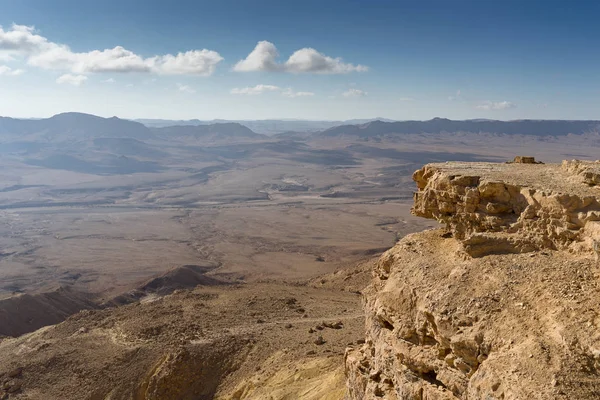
56,73,87,86
448,89,461,101
230,84,314,98
176,83,196,93
231,84,281,95
233,41,368,74
342,88,367,97
0,65,24,76
0,24,223,76
102,78,115,83
399,97,415,102
476,101,516,110
282,88,314,98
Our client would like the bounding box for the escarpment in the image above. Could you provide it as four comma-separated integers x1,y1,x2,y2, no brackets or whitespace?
412,160,600,257
345,160,600,400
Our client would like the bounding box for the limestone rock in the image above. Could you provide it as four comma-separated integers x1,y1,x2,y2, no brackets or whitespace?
511,156,538,164
346,160,600,399
411,160,600,257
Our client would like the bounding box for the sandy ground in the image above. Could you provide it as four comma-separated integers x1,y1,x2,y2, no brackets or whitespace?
0,263,373,400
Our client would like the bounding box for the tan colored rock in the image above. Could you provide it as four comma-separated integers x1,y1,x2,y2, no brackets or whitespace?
411,161,600,257
346,161,600,399
562,159,600,186
512,156,537,164
346,229,600,399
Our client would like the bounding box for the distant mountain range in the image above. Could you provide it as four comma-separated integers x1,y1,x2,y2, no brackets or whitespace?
0,112,150,140
137,117,600,137
0,113,262,142
0,111,598,180
135,118,396,135
153,123,262,140
0,113,267,175
1,114,599,143
320,118,600,138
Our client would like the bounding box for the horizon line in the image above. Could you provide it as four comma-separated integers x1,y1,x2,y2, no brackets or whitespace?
2,112,600,123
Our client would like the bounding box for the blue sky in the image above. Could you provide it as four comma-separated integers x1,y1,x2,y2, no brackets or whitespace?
1,0,599,120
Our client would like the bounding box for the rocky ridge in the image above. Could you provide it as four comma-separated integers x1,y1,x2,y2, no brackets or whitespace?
345,160,600,399
411,160,600,257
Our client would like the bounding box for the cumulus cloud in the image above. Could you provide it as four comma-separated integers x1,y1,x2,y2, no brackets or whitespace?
285,48,368,74
282,88,315,98
476,101,516,110
234,41,367,74
0,24,49,52
56,73,87,86
149,50,223,76
30,45,151,73
342,88,367,97
0,65,24,76
230,84,281,95
0,24,222,76
176,83,196,93
232,41,279,73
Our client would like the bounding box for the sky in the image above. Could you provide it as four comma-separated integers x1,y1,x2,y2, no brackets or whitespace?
1,0,599,121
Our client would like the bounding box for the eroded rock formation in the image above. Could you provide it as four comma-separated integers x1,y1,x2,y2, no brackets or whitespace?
412,160,600,257
346,160,600,399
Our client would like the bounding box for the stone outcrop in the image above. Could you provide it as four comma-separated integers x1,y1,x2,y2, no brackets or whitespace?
511,156,538,164
345,160,600,399
411,161,600,257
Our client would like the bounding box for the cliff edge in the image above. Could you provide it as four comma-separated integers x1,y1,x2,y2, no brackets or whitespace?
345,160,600,399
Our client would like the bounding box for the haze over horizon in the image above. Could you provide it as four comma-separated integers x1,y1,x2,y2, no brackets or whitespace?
1,0,599,121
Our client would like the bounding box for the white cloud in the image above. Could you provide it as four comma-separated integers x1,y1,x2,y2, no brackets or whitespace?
102,78,115,83
285,48,368,74
0,65,24,76
29,45,151,73
0,24,223,76
149,50,223,76
399,97,415,102
56,73,87,86
176,83,196,93
448,89,461,101
0,24,49,52
234,41,368,74
232,41,279,72
230,84,315,98
342,88,367,97
476,101,516,110
230,84,281,95
125,83,134,88
282,88,315,98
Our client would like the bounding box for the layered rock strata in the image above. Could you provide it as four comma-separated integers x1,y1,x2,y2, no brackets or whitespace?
346,160,600,399
412,160,600,257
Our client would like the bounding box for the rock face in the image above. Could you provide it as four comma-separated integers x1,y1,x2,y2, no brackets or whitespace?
345,161,600,399
412,161,600,257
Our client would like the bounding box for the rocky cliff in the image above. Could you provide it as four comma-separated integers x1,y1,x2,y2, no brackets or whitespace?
345,160,600,399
